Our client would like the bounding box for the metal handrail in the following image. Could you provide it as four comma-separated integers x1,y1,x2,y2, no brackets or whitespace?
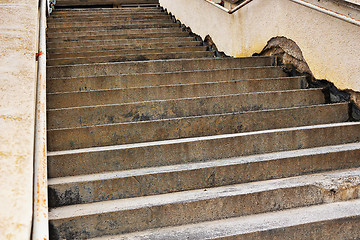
205,0,360,26
32,0,49,239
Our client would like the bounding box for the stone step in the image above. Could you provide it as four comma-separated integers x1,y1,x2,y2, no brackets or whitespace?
48,18,173,29
47,102,348,152
47,22,180,33
49,11,168,21
48,51,213,66
47,27,183,38
48,17,173,29
48,142,360,207
47,57,274,79
47,36,196,49
48,18,173,28
47,76,306,109
47,30,188,43
48,14,170,23
52,7,161,14
55,0,159,7
47,122,360,177
47,87,324,131
47,67,287,93
90,198,360,240
47,41,202,54
48,168,360,239
48,46,207,60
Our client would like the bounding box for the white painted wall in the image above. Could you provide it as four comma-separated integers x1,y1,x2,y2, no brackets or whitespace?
160,0,360,91
0,0,39,239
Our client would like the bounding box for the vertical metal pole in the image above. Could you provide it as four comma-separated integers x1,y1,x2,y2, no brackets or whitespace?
32,0,49,238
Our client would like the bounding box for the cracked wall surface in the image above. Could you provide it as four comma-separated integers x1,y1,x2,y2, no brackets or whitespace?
0,0,39,239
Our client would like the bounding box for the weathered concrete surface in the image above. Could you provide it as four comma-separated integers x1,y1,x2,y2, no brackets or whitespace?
47,66,287,93
47,76,306,109
0,0,38,239
48,140,359,207
55,0,159,6
159,0,360,91
92,198,360,240
47,103,348,151
49,168,360,239
47,122,360,177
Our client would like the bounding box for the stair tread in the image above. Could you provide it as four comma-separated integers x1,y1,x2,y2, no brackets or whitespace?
47,121,360,156
90,198,360,240
47,76,302,96
49,167,360,219
47,88,324,110
48,141,360,185
47,102,347,130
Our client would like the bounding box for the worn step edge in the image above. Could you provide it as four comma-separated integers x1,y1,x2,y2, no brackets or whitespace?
47,41,202,54
48,15,170,23
47,28,183,37
47,31,189,44
48,18,173,28
48,122,360,177
49,168,360,218
47,51,213,66
48,16,171,25
47,76,305,108
51,8,166,15
48,168,360,239
47,103,348,151
47,57,274,78
47,67,287,93
48,142,360,206
47,46,207,60
91,199,360,240
46,88,325,127
47,76,304,98
47,122,360,177
47,23,180,33
47,36,196,47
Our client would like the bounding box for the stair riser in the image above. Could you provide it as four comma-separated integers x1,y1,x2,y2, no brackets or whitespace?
48,15,170,24
47,57,274,78
47,123,360,178
51,8,162,15
48,88,323,130
47,27,183,38
47,37,195,49
47,67,287,93
47,41,202,54
47,103,348,151
48,46,207,59
48,15,169,24
48,18,172,28
47,23,179,33
48,185,335,239
48,108,356,207
53,1,159,8
47,77,306,109
48,51,213,66
229,216,360,240
47,31,188,44
51,8,165,15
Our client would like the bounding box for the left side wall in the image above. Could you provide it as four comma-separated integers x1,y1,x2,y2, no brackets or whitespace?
0,0,39,239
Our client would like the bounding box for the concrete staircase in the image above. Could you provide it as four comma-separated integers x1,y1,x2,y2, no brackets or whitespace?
46,4,360,240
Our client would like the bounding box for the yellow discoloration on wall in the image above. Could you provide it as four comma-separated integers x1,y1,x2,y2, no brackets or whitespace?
0,0,39,239
160,0,360,91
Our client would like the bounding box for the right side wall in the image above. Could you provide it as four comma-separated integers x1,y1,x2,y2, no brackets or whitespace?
160,0,360,91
